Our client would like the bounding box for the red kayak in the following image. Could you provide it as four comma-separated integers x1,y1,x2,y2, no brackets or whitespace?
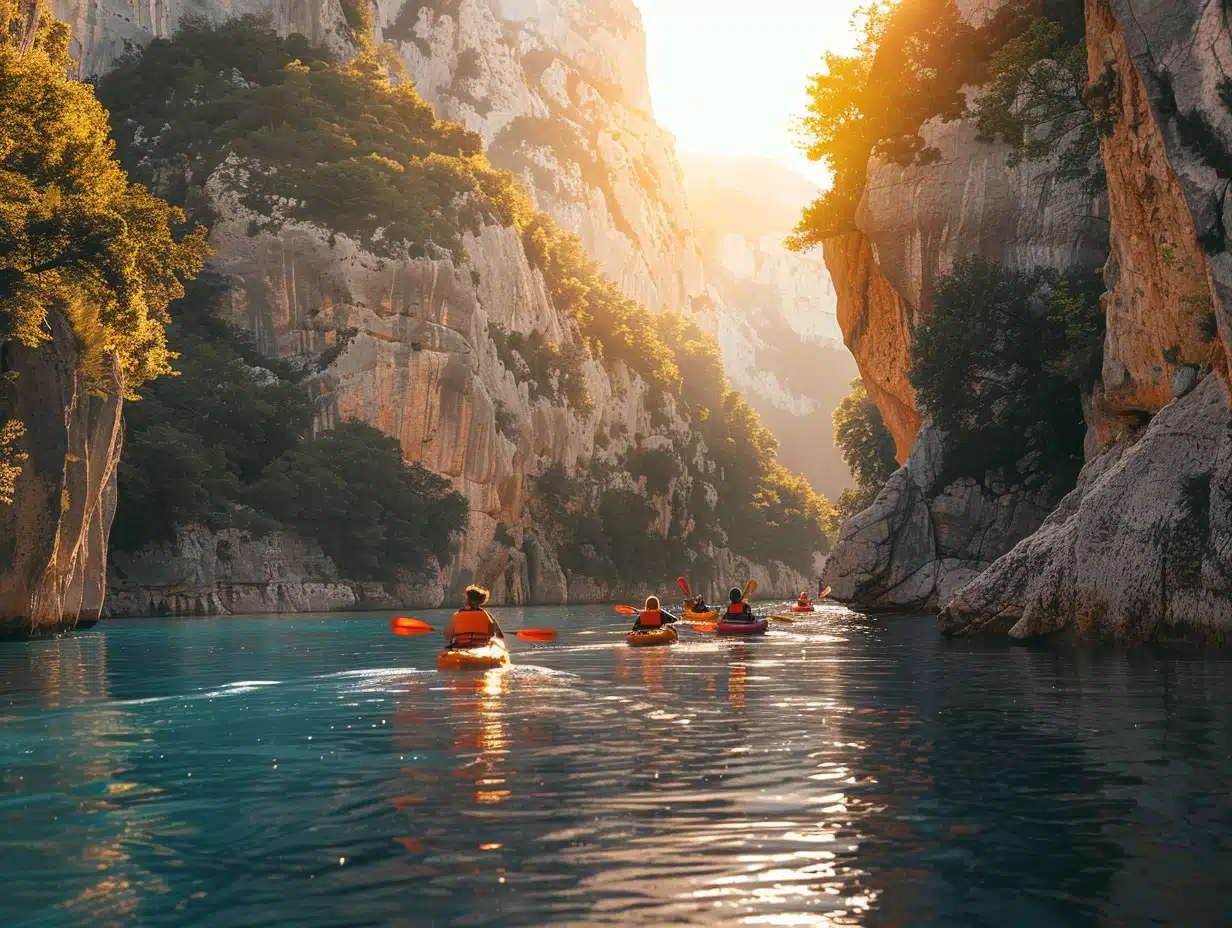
791,604,815,613
716,618,768,636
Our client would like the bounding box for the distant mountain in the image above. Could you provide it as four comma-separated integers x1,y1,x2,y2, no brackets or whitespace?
682,154,860,501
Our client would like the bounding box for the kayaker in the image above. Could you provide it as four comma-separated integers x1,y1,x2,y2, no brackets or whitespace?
688,595,710,614
442,584,505,647
723,587,757,623
797,592,811,608
632,595,679,630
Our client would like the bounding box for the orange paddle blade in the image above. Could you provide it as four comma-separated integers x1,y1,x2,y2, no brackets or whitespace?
392,616,434,636
676,576,691,597
819,585,832,598
614,605,638,615
515,628,557,642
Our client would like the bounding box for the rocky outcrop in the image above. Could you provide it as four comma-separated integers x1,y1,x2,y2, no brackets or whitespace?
53,0,353,74
0,310,124,638
819,1,1109,610
106,524,443,617
379,0,705,316
823,423,1053,611
938,0,1232,641
941,375,1232,642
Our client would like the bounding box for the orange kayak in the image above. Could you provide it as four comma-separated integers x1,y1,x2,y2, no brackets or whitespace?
791,604,815,613
437,640,510,671
626,626,678,647
684,609,719,622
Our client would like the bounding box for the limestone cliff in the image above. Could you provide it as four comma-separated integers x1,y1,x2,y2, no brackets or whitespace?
940,0,1232,642
0,312,124,637
820,110,1107,607
81,11,822,615
376,0,705,316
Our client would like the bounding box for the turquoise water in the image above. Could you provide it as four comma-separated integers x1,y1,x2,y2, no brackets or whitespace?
3,605,1232,926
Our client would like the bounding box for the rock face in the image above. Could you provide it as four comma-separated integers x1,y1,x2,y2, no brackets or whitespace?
681,154,859,500
106,525,444,617
820,45,1108,609
824,423,1052,611
378,0,705,316
941,376,1232,642
56,0,824,615
938,0,1232,641
0,311,124,637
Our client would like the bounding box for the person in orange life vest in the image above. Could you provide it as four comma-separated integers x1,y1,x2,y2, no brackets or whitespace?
687,594,710,614
631,595,679,630
724,586,757,623
797,591,811,608
442,584,504,647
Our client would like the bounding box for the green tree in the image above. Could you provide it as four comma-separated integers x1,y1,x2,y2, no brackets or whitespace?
831,378,898,522
908,257,1103,492
0,0,205,503
252,421,468,580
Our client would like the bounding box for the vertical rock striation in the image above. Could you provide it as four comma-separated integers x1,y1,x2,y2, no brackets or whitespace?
0,311,124,637
941,0,1232,642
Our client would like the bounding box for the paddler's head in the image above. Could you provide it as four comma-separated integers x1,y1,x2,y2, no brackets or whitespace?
729,587,742,604
645,595,660,612
464,584,490,608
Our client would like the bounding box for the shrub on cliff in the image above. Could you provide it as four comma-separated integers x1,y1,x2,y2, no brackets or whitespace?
789,0,1099,250
253,421,467,580
96,16,529,261
909,257,1104,493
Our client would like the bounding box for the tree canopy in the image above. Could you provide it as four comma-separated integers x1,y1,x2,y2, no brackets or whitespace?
1,0,206,390
831,378,899,523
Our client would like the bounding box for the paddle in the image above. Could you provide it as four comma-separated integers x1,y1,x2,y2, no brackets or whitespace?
819,585,832,599
390,617,557,641
676,576,691,598
743,578,758,600
614,604,714,632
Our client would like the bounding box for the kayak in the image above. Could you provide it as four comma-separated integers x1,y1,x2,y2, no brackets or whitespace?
627,626,678,647
437,639,510,671
791,604,815,613
715,618,769,636
685,609,719,622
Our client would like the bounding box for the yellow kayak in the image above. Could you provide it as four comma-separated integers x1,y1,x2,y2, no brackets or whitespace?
437,639,510,671
626,626,678,647
684,609,719,622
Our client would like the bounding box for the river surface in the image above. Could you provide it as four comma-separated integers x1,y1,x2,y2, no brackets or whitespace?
3,605,1232,926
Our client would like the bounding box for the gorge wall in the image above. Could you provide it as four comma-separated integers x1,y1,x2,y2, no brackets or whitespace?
819,3,1109,610
941,0,1232,642
30,0,826,619
682,153,858,501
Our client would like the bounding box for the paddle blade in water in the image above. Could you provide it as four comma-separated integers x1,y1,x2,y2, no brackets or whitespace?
614,604,638,615
392,617,434,636
676,576,691,597
515,629,557,642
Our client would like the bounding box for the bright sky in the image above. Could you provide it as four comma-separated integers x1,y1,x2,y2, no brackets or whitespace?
633,0,865,188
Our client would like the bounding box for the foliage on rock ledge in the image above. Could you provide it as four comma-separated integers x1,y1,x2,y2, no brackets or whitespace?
789,0,1096,250
97,16,529,262
832,378,899,525
908,257,1104,494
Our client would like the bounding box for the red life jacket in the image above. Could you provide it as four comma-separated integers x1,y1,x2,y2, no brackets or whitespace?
637,608,663,628
725,601,750,618
452,607,493,645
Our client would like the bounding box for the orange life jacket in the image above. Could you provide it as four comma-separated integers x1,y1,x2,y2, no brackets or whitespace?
798,596,810,605
637,608,663,628
725,601,750,617
452,607,493,645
